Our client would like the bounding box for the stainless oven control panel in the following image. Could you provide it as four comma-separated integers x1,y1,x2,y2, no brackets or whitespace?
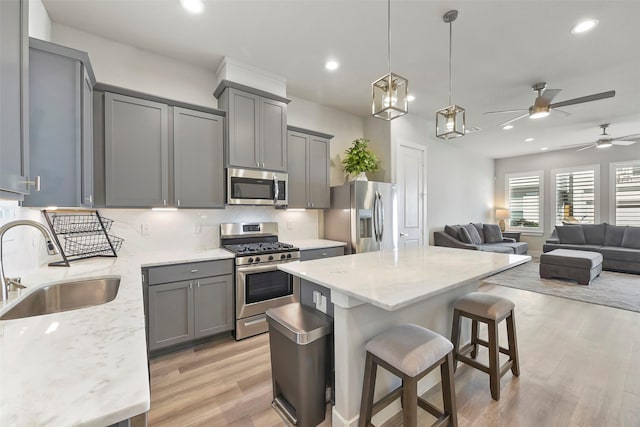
235,251,300,266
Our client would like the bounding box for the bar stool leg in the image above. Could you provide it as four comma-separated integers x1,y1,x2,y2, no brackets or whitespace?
487,319,500,401
441,352,458,427
451,309,461,372
506,310,520,377
470,319,479,359
359,352,377,427
402,375,418,427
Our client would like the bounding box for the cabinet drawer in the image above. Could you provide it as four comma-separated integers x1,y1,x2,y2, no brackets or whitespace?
300,246,344,261
148,259,233,285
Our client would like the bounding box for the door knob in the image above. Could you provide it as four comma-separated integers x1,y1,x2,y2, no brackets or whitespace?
400,233,408,237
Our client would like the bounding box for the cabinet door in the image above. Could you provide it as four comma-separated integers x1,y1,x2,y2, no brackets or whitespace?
148,281,194,351
286,131,308,208
24,49,81,207
0,0,29,195
308,136,330,208
81,69,94,207
173,107,224,208
194,274,233,338
260,97,287,172
227,88,259,168
104,93,169,207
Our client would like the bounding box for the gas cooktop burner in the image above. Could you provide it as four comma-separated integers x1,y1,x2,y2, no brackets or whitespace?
224,242,297,255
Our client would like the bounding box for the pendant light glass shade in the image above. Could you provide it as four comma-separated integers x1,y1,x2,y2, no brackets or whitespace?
371,0,407,121
436,10,465,139
372,72,408,120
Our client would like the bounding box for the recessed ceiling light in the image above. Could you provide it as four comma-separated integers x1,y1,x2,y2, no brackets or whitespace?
525,138,534,142
325,60,339,71
503,125,514,130
541,147,549,151
180,0,204,14
571,19,599,34
407,95,416,102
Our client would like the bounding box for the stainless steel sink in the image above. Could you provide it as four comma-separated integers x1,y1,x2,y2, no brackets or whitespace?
0,277,120,320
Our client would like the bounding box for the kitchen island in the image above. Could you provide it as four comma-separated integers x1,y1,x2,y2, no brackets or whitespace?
279,245,530,427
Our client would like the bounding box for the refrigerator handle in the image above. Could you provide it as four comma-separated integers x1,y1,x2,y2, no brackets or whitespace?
378,191,385,243
372,194,378,242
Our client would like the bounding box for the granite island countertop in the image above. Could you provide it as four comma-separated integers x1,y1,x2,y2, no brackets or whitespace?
0,248,234,427
279,245,531,311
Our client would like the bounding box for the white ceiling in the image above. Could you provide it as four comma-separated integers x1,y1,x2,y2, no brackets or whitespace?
42,0,640,159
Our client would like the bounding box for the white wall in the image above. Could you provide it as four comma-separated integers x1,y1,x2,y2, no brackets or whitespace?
364,116,391,182
28,0,51,41
495,144,640,252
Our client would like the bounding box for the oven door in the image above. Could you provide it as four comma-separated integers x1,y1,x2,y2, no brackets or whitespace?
227,168,287,206
236,262,299,319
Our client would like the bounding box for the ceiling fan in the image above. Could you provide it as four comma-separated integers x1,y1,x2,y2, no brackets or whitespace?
574,124,640,151
484,82,616,127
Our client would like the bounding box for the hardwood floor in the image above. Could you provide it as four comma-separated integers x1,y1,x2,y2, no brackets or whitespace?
149,284,640,426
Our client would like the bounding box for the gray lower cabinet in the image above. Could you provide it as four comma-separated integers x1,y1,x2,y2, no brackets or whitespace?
104,93,169,207
287,127,332,209
146,259,234,352
300,246,345,261
23,38,96,207
299,246,344,318
0,0,29,195
173,107,224,208
216,83,289,172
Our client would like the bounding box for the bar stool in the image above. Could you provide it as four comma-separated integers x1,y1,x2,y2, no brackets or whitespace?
359,324,458,427
450,292,520,401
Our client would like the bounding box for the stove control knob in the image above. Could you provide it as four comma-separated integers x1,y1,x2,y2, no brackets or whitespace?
248,257,254,263
287,253,292,259
280,254,286,259
268,255,274,261
255,257,261,262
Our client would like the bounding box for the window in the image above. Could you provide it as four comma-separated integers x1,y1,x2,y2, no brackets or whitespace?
505,171,544,233
611,161,640,226
551,165,599,225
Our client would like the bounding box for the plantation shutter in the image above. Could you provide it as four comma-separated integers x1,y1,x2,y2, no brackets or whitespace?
507,174,542,231
555,170,596,225
614,163,640,226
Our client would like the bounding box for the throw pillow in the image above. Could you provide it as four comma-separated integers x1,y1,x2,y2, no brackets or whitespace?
444,224,461,239
472,223,485,243
621,227,640,249
556,225,586,245
458,223,482,245
483,224,504,243
605,223,627,247
581,223,606,245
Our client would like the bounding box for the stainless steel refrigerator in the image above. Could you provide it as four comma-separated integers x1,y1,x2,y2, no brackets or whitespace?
324,181,398,254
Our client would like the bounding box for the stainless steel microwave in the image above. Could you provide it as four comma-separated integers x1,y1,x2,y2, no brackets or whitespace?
227,168,288,206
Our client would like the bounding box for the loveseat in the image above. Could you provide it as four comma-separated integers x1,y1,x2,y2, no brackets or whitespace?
543,223,640,274
434,223,529,255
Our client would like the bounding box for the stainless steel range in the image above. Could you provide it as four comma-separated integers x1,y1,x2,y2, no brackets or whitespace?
220,222,300,340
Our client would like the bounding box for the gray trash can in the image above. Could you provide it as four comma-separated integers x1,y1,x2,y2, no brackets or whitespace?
266,303,333,427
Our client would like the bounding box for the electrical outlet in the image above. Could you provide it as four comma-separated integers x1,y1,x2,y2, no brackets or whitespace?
317,294,328,314
287,220,294,230
141,224,150,235
193,224,201,234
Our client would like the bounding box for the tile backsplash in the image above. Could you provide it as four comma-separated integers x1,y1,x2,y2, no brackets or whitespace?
0,202,320,278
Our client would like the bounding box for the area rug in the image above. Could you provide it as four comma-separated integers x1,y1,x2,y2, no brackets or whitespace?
482,261,640,313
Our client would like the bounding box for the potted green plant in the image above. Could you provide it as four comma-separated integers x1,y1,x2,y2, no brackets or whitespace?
342,138,379,181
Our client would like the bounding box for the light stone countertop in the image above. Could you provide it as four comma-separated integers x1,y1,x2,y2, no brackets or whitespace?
279,245,531,311
0,248,234,427
286,239,347,250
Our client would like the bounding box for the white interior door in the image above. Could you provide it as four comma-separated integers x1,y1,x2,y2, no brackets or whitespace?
396,141,426,248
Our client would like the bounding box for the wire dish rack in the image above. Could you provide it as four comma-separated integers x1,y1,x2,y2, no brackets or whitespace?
42,209,124,267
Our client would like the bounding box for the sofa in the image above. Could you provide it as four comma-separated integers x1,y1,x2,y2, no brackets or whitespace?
434,223,529,255
543,223,640,274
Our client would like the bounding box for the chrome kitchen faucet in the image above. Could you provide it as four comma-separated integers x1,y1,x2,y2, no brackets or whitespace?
0,220,60,304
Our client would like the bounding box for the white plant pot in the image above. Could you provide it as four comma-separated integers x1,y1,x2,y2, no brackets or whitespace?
353,172,368,181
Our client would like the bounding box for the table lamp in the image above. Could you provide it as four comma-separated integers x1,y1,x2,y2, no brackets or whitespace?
495,208,510,232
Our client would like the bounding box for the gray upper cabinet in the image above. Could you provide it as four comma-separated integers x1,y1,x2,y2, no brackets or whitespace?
0,0,29,195
23,39,96,207
104,93,169,207
194,275,233,338
215,81,289,172
287,127,332,209
173,107,224,208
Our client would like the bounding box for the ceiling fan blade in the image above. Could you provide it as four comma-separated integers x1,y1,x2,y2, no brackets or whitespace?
551,108,571,117
483,109,528,115
498,113,529,127
612,134,640,141
576,144,596,152
539,88,561,104
612,140,638,146
550,90,615,109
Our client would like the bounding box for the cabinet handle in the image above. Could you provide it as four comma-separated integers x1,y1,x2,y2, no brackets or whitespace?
197,281,200,288
321,253,327,256
177,200,181,207
24,176,41,192
88,195,93,204
163,200,167,206
190,269,199,273
256,161,260,167
189,282,193,289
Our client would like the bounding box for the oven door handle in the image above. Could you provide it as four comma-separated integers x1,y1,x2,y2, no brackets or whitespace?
237,262,287,274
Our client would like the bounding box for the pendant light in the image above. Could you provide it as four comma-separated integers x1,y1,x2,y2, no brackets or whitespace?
436,10,465,139
372,0,408,120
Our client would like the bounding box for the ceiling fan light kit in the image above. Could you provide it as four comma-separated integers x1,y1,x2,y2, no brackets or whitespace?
372,0,408,121
436,9,466,140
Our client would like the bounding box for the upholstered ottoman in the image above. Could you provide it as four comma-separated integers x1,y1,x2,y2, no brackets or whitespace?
540,249,603,285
